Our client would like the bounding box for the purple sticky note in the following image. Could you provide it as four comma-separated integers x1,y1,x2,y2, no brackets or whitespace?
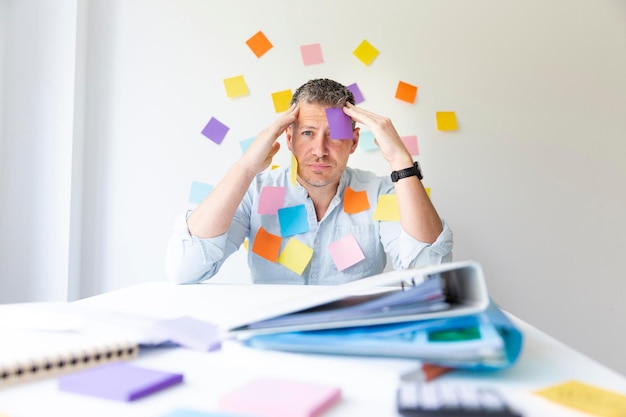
152,316,221,352
259,186,286,215
325,108,353,140
277,204,309,237
58,362,183,402
328,233,365,271
201,117,229,144
347,83,365,104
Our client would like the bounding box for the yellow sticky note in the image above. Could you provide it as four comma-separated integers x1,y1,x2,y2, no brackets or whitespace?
223,75,249,98
424,187,431,198
353,39,379,66
290,154,298,186
436,111,458,131
278,238,314,275
534,380,626,417
271,89,293,113
373,194,400,221
243,238,249,251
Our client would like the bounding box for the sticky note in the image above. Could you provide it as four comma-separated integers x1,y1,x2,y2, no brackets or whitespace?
239,136,255,154
436,111,458,131
201,117,229,144
160,410,239,417
251,227,282,262
219,377,341,417
246,30,273,58
243,239,249,251
58,362,183,402
290,154,298,186
373,194,400,221
347,82,365,104
258,186,286,215
151,316,221,352
326,108,353,140
189,181,213,204
278,204,309,236
424,187,431,198
278,238,314,275
300,43,324,66
358,130,378,151
223,75,249,98
271,89,293,113
401,135,419,156
395,81,418,104
344,187,370,214
353,39,379,66
328,233,365,271
534,380,626,417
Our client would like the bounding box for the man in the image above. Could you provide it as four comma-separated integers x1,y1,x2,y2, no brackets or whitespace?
166,78,452,284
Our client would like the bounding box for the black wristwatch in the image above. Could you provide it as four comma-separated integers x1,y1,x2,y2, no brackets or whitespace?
391,161,423,182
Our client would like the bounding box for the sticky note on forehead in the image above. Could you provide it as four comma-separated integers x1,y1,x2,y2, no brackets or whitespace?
325,108,353,139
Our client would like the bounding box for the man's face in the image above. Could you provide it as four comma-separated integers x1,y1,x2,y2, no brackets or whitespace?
286,102,359,189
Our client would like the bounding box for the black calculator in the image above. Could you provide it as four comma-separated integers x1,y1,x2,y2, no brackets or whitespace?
396,381,523,416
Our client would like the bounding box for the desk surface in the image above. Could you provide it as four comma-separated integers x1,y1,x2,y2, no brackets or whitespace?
1,281,625,417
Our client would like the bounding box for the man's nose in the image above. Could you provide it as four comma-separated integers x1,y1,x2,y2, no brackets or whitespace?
311,133,329,156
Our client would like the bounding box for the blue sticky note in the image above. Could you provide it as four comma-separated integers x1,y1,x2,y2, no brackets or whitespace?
58,362,183,402
325,108,353,140
358,130,378,151
189,181,213,204
160,409,246,417
201,117,229,144
278,205,309,237
347,82,365,104
239,136,255,154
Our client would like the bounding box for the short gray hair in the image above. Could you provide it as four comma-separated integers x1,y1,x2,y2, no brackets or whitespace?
290,78,355,107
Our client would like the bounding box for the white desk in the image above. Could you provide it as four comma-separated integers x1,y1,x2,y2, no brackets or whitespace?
1,281,625,417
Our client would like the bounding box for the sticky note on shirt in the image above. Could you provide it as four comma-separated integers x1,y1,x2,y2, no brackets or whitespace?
436,111,458,131
395,81,418,104
258,186,286,215
201,117,229,144
534,380,626,417
373,194,400,221
246,30,273,58
271,89,293,113
344,187,370,214
353,39,379,66
223,75,249,98
251,227,282,262
326,108,353,140
278,204,309,236
278,238,314,275
300,43,324,66
328,233,365,271
58,362,183,402
219,377,341,417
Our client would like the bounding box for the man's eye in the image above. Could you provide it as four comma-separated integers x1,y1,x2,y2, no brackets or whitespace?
302,131,314,137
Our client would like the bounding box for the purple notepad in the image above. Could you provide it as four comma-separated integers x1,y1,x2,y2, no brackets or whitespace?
58,362,183,401
219,377,341,417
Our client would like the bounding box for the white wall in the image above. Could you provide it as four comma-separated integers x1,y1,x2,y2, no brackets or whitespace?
1,0,625,375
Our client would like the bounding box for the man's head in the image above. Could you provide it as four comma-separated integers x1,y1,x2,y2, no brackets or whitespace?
286,79,359,191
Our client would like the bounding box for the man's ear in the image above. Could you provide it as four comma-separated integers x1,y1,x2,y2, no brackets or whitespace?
349,127,360,154
286,124,294,152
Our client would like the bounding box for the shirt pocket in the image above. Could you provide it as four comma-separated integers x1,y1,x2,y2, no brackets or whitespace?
330,224,384,280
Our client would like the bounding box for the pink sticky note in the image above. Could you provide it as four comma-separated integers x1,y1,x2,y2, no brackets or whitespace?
219,377,341,417
300,43,324,66
328,233,365,271
258,186,286,215
325,108,353,140
401,135,419,156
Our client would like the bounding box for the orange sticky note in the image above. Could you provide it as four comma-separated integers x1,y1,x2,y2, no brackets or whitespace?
278,238,314,275
353,39,379,66
251,227,282,262
373,194,400,221
223,75,249,98
246,31,273,58
271,89,293,113
395,81,418,104
534,380,626,417
344,187,370,214
436,111,458,131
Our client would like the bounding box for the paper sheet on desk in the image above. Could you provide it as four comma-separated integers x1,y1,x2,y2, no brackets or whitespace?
245,301,523,370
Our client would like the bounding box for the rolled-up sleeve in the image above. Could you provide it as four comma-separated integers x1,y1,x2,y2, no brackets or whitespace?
165,211,230,284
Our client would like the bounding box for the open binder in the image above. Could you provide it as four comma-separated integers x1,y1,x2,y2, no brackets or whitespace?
226,261,490,336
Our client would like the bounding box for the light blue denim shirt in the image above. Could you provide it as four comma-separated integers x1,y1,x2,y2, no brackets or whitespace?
166,166,453,285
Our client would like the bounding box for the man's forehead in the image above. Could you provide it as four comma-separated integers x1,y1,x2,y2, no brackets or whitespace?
296,103,331,125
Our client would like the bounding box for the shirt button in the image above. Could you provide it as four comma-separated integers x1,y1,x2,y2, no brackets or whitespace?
311,273,317,278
